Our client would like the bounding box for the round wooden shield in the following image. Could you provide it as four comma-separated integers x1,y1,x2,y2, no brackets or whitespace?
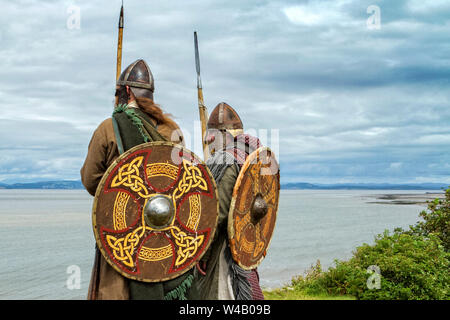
92,142,219,282
228,147,280,270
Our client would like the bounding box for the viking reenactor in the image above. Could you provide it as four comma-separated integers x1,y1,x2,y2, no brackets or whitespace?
195,102,280,300
81,59,212,300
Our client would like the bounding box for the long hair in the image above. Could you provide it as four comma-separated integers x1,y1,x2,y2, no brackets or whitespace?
116,85,178,129
135,97,179,129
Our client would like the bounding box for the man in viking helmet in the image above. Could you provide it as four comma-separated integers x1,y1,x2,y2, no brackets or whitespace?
81,59,197,300
196,102,265,300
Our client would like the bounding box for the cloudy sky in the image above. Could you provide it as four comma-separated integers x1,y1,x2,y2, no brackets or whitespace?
0,0,449,184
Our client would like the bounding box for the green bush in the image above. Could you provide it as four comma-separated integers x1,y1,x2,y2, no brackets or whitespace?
293,232,449,300
332,231,448,299
290,189,450,300
407,189,450,252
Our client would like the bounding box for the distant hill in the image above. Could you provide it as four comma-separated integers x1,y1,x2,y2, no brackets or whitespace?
0,180,447,191
0,180,84,190
282,182,448,190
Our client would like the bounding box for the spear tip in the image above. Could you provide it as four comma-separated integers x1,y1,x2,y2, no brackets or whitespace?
119,1,124,28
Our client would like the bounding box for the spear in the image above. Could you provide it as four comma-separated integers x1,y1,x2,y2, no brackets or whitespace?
194,31,209,161
113,1,125,153
116,1,124,81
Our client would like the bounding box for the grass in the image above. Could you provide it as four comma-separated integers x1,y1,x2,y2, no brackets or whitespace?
263,287,355,300
262,261,355,300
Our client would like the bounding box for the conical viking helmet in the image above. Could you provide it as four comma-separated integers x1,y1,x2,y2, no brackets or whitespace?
117,59,155,100
207,102,243,134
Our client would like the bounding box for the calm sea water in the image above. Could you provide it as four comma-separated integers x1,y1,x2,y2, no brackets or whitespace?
0,189,432,299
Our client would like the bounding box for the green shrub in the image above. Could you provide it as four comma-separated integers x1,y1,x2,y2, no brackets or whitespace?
407,189,450,252
290,229,450,300
287,189,450,300
327,231,450,299
290,260,329,296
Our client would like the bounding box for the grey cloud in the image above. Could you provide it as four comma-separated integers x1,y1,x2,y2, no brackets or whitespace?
0,0,449,184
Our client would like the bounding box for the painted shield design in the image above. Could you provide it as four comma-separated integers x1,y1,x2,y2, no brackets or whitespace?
228,147,280,270
92,142,219,282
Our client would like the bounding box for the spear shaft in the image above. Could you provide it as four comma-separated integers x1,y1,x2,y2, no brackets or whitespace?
194,31,209,161
116,3,124,81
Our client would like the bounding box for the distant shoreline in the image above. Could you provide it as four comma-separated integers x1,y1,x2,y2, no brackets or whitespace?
282,182,448,191
0,181,83,190
0,180,448,191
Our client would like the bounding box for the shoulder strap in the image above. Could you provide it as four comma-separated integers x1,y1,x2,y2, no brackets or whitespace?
112,116,125,155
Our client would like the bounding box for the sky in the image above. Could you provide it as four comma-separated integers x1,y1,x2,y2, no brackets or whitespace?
0,0,449,185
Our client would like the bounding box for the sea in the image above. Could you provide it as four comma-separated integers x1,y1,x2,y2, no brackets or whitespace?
0,189,438,300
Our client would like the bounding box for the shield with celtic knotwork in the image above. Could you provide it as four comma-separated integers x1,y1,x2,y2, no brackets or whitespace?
228,147,280,270
92,142,219,282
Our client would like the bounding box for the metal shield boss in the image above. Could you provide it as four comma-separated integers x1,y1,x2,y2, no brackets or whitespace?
228,147,280,270
92,142,219,282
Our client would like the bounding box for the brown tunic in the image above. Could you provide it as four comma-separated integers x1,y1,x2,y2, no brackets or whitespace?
81,116,184,300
